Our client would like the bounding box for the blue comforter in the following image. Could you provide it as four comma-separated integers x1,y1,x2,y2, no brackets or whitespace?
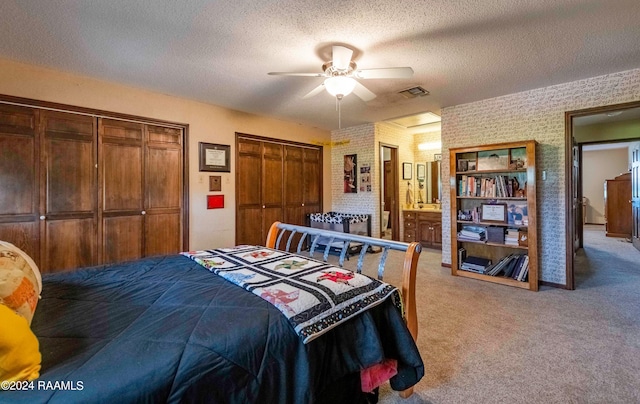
1,254,423,403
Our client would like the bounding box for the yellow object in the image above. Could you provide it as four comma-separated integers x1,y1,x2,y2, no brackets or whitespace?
0,304,41,381
0,241,42,325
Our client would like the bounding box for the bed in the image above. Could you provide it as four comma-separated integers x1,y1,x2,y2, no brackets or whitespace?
1,222,423,403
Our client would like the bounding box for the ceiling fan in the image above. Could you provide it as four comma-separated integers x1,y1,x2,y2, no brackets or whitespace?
268,45,414,102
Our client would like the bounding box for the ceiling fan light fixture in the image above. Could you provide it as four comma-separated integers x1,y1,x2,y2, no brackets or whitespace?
324,76,356,98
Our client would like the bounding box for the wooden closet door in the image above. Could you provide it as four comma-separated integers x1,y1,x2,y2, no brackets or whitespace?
99,118,145,264
284,146,322,227
41,111,97,272
284,146,304,226
144,125,183,256
303,148,321,218
0,104,40,265
261,143,284,240
237,139,264,245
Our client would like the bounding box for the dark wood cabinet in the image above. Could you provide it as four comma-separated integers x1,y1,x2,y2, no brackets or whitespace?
403,211,417,244
604,172,631,238
403,210,441,249
236,134,322,246
0,101,186,273
417,212,442,249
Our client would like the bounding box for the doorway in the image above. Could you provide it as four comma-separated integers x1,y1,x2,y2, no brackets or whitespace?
565,101,640,289
380,144,399,240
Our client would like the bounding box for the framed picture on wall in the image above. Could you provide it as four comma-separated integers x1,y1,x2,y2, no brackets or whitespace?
199,142,230,172
344,154,357,193
403,162,412,180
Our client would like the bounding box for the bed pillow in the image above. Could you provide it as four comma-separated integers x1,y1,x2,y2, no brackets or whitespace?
0,241,42,325
0,304,41,381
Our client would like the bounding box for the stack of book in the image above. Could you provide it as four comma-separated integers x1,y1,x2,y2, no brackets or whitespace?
460,256,492,274
505,228,519,245
457,225,486,242
485,253,529,281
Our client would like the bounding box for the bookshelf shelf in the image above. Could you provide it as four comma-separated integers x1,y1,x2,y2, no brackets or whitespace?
450,140,538,291
457,220,529,228
458,239,528,249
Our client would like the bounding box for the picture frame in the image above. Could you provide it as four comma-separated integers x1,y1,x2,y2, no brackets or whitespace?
416,163,426,180
477,149,509,171
199,142,230,172
402,162,412,180
344,154,357,193
480,203,508,223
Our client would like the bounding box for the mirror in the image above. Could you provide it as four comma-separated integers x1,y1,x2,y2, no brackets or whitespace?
416,164,426,203
426,161,442,203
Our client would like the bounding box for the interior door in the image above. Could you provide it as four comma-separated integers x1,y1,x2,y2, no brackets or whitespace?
631,144,640,251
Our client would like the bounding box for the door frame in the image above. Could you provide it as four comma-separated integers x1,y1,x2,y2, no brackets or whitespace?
564,100,640,290
379,142,400,241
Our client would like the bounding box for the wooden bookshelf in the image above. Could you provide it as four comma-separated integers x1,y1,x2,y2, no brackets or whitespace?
450,140,538,291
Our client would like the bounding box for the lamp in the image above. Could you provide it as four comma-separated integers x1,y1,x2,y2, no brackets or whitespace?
324,76,356,99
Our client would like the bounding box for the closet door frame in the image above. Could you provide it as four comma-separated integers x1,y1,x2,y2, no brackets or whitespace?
0,94,190,260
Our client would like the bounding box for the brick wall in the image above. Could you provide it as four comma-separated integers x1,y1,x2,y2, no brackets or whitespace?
441,68,640,285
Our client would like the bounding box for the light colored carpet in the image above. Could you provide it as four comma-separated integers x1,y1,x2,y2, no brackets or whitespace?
334,225,640,404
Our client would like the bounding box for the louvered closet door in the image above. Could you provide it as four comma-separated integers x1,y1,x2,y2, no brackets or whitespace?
99,118,145,264
0,104,40,265
41,111,97,272
144,125,183,256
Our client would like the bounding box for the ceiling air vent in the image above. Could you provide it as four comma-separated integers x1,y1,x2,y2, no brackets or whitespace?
398,86,430,99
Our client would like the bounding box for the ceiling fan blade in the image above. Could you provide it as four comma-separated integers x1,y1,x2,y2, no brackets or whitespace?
352,82,376,102
268,72,326,77
302,83,326,99
354,67,414,79
332,45,353,71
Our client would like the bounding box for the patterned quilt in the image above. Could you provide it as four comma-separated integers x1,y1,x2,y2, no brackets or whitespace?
181,246,401,343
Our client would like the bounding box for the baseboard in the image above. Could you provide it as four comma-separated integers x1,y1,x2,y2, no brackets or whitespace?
540,280,569,290
441,262,451,268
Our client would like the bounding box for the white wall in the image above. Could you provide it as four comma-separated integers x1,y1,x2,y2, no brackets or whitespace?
0,58,332,250
582,148,630,224
442,68,640,286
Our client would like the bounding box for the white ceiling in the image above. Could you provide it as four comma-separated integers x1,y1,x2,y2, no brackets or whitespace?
1,0,640,131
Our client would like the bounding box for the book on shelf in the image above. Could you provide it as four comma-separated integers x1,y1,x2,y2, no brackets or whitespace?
457,225,485,241
485,253,529,281
460,255,492,273
515,255,530,281
505,228,519,245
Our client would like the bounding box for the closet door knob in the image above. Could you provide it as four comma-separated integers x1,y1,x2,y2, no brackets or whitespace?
302,203,305,207
141,211,146,215
262,205,266,209
39,215,46,220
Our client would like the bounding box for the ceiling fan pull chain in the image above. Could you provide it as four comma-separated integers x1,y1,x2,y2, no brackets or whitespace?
337,97,342,129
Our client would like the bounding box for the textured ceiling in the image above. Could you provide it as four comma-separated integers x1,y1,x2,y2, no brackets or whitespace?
1,0,639,130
